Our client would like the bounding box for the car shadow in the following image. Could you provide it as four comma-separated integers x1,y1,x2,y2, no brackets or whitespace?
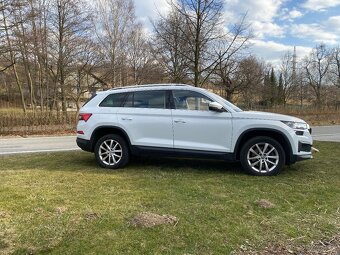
127,156,244,175
63,152,245,175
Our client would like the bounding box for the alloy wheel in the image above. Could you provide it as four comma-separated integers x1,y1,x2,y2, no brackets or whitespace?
98,139,123,166
246,142,279,173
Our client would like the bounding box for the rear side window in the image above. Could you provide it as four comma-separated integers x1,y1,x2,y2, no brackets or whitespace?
134,90,165,109
99,93,127,107
122,90,166,109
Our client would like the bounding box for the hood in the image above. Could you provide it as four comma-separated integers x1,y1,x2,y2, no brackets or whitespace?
232,111,306,123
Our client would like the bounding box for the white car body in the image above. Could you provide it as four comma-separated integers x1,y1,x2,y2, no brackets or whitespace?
76,84,313,175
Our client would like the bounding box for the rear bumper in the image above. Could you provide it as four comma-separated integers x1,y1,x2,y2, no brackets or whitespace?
76,138,92,152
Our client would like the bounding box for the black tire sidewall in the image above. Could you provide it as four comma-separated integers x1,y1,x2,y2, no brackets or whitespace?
94,134,129,169
240,136,285,176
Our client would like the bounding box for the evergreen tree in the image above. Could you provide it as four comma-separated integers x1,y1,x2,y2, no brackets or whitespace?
278,73,284,105
269,68,278,105
262,71,270,106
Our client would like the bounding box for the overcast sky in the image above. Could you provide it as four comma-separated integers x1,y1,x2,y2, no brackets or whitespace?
134,0,340,64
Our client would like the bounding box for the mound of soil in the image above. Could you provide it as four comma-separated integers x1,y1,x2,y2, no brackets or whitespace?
129,212,178,228
256,199,275,208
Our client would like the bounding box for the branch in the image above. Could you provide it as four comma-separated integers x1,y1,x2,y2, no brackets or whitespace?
0,62,14,72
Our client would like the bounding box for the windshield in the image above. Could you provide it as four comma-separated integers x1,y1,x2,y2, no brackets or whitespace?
213,94,243,112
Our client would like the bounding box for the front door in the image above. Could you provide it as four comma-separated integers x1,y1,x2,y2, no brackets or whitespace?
171,90,233,152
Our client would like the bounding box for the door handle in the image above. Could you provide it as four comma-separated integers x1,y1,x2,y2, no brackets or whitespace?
121,117,133,121
174,119,186,123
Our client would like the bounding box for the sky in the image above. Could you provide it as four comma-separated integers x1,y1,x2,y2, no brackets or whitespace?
134,0,340,65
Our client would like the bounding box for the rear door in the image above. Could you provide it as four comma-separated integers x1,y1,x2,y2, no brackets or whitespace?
117,90,173,148
171,89,233,152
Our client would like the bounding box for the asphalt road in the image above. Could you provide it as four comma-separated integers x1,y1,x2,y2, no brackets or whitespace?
311,125,340,142
0,136,79,155
0,125,340,155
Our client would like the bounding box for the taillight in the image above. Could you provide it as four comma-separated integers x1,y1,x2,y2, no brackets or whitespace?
79,113,92,122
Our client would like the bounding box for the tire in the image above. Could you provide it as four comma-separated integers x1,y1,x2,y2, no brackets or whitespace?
240,136,285,176
94,134,129,169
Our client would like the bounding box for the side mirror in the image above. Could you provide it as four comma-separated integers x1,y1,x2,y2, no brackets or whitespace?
208,102,225,112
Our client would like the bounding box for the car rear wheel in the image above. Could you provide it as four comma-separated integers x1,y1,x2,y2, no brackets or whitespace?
94,134,129,169
240,136,285,176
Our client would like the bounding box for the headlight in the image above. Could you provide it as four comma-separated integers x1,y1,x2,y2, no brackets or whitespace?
281,121,309,130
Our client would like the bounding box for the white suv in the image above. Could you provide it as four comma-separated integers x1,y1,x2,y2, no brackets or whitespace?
76,84,313,176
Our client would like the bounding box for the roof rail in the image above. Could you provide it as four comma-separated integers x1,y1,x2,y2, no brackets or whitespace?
108,83,191,91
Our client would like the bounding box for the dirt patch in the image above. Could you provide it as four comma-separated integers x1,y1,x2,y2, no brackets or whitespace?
55,206,67,214
236,235,340,255
83,212,100,221
0,211,10,219
129,212,178,228
256,199,275,209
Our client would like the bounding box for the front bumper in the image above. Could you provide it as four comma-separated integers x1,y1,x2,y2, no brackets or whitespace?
294,153,313,162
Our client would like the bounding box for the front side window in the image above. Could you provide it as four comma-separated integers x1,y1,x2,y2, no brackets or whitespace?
172,90,212,111
122,90,166,109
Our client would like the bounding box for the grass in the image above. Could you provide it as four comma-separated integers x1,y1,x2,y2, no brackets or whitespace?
0,141,339,254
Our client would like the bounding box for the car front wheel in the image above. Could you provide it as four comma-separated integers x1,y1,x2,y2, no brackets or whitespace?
240,136,285,176
94,134,129,169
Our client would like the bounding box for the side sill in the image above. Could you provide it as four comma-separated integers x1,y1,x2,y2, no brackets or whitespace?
131,145,236,161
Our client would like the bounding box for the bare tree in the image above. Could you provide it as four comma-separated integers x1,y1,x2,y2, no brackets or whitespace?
11,1,39,111
303,44,332,108
330,46,340,88
26,0,51,111
0,0,26,112
212,55,262,102
278,51,297,105
48,0,92,113
240,57,265,108
168,0,224,86
152,9,190,83
126,23,152,85
94,0,135,87
210,15,252,100
66,40,98,117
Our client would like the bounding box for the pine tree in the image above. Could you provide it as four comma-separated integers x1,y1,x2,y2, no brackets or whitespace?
278,73,284,105
269,68,277,106
262,71,270,106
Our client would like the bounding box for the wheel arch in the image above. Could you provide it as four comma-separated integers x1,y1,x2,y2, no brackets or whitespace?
90,126,132,153
234,128,294,165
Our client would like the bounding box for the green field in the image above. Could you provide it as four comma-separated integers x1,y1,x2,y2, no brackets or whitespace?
0,141,339,254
